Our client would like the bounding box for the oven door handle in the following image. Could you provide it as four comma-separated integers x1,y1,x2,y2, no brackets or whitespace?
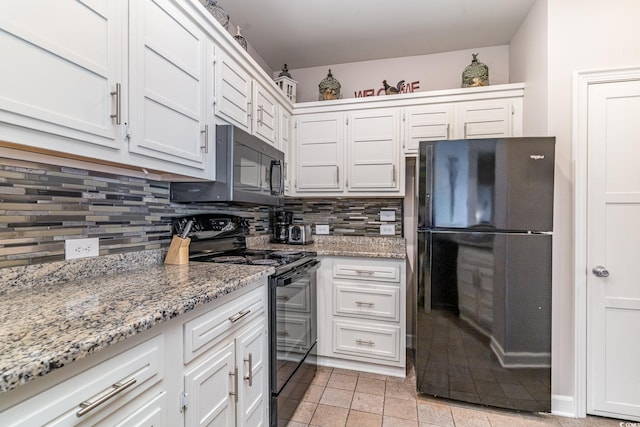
276,259,320,287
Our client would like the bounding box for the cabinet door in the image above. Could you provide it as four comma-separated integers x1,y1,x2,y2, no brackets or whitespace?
252,82,278,146
127,0,210,173
295,113,345,192
236,319,268,427
279,109,293,193
184,342,236,427
347,109,401,192
0,0,124,156
456,99,515,139
214,48,251,131
404,104,453,154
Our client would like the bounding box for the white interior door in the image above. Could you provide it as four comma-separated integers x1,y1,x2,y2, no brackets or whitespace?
587,79,640,421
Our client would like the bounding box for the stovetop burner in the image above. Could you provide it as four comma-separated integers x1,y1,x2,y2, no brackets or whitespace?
173,214,317,276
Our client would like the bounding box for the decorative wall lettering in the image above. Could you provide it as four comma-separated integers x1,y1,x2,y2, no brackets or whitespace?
355,80,420,98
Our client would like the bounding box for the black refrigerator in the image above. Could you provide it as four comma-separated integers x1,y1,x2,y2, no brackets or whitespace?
416,137,554,412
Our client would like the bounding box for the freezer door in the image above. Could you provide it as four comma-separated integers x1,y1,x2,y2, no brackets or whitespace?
419,138,555,232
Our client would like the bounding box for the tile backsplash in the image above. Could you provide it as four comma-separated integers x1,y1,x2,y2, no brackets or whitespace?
284,198,403,237
0,157,404,268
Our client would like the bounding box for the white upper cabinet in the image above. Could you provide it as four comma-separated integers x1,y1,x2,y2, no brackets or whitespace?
455,98,519,139
127,0,212,173
295,112,345,193
252,82,279,146
294,109,404,196
403,104,453,154
214,47,252,131
403,95,523,155
347,109,401,192
0,0,124,156
214,48,282,147
0,0,217,179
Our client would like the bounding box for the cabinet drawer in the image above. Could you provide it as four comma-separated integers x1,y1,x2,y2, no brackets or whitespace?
333,282,399,321
1,335,164,426
333,320,400,362
333,262,400,283
184,286,265,363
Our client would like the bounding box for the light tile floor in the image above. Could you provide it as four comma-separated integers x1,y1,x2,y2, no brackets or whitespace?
284,363,625,427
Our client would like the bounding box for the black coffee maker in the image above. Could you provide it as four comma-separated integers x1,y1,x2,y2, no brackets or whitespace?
270,211,293,243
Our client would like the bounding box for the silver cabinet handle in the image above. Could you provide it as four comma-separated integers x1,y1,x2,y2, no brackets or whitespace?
356,339,375,345
446,123,450,139
247,101,252,120
110,83,121,125
229,366,238,403
229,309,250,323
355,270,374,276
392,165,396,185
244,353,253,386
355,301,375,307
463,122,468,138
336,165,340,186
76,378,136,417
592,265,610,278
201,124,209,153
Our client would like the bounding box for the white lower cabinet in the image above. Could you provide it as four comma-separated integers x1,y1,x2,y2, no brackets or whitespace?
181,285,268,427
317,256,406,377
0,335,166,426
0,280,269,427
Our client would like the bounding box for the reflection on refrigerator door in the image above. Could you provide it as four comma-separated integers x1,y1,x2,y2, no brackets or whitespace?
416,231,552,412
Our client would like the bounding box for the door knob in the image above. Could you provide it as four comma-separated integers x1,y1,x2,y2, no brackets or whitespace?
592,265,610,278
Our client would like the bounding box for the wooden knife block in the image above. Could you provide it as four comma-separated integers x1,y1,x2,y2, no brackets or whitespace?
164,235,191,265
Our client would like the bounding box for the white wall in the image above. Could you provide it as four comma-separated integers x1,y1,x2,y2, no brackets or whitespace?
511,0,640,415
287,46,510,103
509,0,548,136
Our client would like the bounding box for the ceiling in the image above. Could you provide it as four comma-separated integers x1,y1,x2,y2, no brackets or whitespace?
217,0,536,71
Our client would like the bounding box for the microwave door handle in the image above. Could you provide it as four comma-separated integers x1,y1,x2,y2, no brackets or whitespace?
270,160,283,196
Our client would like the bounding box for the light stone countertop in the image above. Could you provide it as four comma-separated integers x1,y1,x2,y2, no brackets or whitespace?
248,235,407,259
0,250,274,394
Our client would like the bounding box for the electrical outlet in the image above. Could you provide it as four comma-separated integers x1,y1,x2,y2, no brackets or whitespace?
316,224,330,235
65,238,99,260
380,224,395,235
380,210,396,221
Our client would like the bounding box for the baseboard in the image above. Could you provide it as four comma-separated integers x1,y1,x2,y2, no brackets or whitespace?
316,355,406,378
552,394,578,418
490,336,551,368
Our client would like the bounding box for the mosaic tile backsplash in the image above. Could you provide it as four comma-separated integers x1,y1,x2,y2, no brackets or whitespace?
0,157,404,268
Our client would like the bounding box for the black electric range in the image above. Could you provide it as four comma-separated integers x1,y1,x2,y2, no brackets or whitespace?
172,213,319,426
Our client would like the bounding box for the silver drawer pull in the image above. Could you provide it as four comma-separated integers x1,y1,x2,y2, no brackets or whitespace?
244,353,253,386
229,309,251,323
355,270,375,276
276,295,289,301
277,330,289,336
229,366,238,403
76,378,136,417
355,301,375,307
356,339,375,346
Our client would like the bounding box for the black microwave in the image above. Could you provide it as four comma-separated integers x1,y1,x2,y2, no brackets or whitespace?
170,125,284,206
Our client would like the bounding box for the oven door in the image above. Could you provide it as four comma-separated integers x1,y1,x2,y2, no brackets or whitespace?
270,259,319,395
